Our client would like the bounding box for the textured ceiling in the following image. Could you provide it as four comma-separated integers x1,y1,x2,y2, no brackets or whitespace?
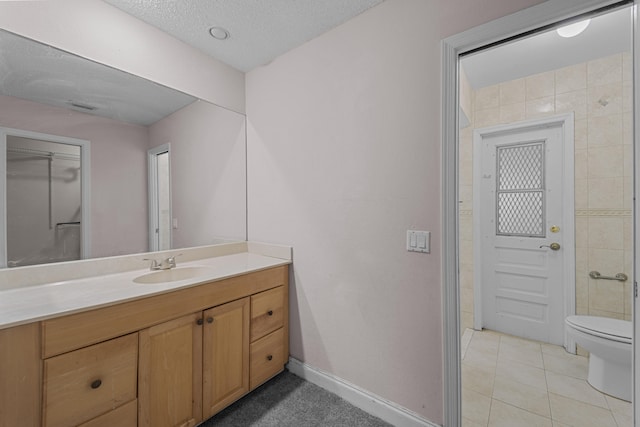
0,1,385,127
0,30,196,126
102,0,385,72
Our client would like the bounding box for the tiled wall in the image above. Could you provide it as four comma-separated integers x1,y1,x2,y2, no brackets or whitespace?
459,52,633,337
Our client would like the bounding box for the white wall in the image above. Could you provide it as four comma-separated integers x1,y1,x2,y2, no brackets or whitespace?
246,0,545,423
149,101,247,247
0,0,245,113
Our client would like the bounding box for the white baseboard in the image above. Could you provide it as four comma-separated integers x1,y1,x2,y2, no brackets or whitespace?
286,357,439,427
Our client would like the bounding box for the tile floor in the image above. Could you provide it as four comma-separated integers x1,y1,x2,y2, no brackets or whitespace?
461,328,632,427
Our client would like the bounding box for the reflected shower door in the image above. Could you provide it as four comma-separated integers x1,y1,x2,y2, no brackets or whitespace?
6,136,82,267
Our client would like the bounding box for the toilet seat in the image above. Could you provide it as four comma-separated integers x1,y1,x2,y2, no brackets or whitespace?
566,315,631,344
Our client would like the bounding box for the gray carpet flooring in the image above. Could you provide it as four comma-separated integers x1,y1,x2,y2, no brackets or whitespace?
201,370,393,426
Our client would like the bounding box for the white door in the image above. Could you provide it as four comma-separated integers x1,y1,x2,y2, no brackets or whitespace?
475,118,573,346
147,144,172,252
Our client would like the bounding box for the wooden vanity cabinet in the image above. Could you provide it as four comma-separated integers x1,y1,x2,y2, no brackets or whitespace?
0,323,41,427
0,265,288,427
137,298,251,427
138,313,203,427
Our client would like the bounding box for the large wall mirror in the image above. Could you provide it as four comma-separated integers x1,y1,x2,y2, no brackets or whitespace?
0,29,247,267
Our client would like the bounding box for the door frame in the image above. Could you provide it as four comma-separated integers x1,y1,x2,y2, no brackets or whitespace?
472,115,576,351
147,143,172,252
441,1,636,425
0,126,91,266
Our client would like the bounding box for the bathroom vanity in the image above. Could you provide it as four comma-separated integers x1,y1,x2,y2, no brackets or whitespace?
0,242,291,427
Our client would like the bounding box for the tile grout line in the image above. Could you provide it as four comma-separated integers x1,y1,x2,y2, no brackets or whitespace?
540,342,554,424
485,334,501,427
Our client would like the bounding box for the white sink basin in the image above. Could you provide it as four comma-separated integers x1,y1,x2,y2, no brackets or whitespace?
133,266,214,284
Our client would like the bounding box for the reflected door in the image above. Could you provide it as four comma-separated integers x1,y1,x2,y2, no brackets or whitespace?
148,144,172,252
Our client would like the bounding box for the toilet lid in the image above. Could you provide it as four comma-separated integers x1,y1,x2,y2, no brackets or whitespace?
566,315,632,344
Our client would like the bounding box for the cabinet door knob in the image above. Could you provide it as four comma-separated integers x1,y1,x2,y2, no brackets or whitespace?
266,355,273,361
207,317,214,323
90,379,102,389
196,318,204,325
267,310,273,316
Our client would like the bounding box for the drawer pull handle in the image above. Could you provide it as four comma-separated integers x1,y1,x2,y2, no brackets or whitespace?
267,355,273,361
196,318,204,325
267,310,273,316
207,317,214,324
90,379,102,389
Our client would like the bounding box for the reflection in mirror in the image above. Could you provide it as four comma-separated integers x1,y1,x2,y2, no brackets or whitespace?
156,151,171,250
148,144,172,252
0,29,247,267
6,136,82,267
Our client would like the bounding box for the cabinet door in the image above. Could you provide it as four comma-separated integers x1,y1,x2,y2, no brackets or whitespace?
202,297,250,418
0,323,40,427
138,312,203,427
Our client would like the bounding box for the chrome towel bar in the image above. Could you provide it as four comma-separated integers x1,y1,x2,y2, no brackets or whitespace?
589,271,628,282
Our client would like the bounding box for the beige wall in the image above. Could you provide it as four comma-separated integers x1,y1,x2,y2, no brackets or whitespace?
460,52,633,337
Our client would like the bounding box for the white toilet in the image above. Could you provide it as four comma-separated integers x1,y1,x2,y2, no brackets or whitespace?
565,315,632,401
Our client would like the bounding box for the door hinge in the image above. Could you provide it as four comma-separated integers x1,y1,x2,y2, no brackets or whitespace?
635,281,638,298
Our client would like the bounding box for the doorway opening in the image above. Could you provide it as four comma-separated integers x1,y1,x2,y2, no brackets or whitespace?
0,127,91,267
442,1,637,425
148,143,172,252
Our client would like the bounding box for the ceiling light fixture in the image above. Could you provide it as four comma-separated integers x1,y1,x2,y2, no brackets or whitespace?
556,19,591,38
209,26,230,40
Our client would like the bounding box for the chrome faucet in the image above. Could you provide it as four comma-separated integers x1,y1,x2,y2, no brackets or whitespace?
162,255,179,269
144,254,181,270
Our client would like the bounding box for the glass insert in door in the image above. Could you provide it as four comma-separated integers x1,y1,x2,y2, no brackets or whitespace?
496,141,545,237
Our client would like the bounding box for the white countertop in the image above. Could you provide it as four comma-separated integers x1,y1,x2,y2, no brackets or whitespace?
0,248,291,330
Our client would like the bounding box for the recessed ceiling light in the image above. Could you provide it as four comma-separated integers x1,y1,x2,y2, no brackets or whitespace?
209,26,230,40
556,19,591,38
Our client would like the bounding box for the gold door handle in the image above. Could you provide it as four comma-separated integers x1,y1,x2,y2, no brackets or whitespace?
539,243,560,251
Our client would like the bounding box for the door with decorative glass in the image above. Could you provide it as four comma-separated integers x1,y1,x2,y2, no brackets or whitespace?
474,117,574,346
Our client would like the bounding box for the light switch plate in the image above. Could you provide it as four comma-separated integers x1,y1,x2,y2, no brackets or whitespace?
407,230,430,253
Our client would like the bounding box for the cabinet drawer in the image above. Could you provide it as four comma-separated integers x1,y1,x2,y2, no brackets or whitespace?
79,399,137,427
250,328,284,390
250,286,284,341
43,333,138,427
